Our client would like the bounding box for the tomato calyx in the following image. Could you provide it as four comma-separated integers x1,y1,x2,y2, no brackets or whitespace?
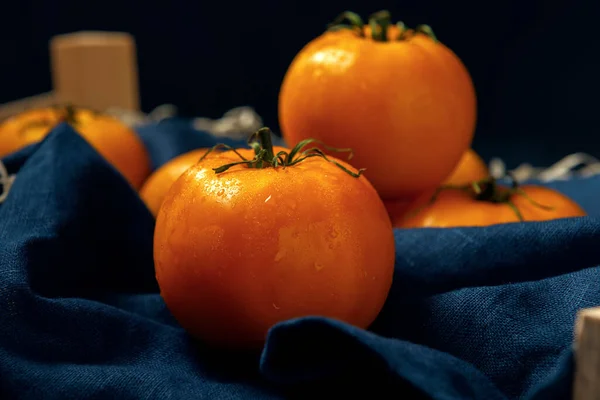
327,10,438,43
198,127,366,177
53,104,84,126
62,104,77,125
410,174,555,222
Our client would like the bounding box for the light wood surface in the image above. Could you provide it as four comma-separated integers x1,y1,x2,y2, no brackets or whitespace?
50,31,140,112
574,307,600,400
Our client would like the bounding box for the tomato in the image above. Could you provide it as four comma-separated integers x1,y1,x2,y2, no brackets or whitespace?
279,10,477,199
400,178,586,228
0,106,151,189
140,149,215,217
445,149,488,186
384,149,488,226
154,128,395,348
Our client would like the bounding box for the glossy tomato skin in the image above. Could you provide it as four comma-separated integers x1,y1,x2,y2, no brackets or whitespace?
154,149,396,348
445,149,488,186
140,149,212,217
400,185,587,228
279,29,477,199
140,147,285,217
384,149,488,227
0,107,151,189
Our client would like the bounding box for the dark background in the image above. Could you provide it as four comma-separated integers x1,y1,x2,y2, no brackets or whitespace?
1,0,597,168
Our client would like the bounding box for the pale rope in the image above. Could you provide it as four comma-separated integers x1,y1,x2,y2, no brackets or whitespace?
490,153,600,182
104,104,178,127
192,107,263,139
0,159,15,204
106,104,263,139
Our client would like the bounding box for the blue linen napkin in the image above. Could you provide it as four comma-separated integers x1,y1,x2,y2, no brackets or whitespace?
1,121,598,399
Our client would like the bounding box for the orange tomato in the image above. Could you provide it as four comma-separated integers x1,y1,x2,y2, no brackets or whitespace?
0,106,151,189
279,10,477,199
384,149,488,226
140,148,215,217
400,180,586,228
445,149,488,186
154,128,395,348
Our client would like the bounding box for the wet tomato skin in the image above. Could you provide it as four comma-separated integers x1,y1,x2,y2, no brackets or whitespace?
153,148,396,348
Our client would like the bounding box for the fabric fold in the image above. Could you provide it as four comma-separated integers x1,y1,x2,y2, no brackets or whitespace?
1,120,598,399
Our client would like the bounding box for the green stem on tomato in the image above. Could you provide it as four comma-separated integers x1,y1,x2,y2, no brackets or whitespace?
368,10,391,42
408,174,555,222
395,21,408,40
200,127,365,178
326,11,365,37
327,10,438,43
63,104,77,124
415,25,438,43
49,103,79,125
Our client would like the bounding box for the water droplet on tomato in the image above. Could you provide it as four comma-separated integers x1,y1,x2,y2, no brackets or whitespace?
272,303,281,310
217,189,225,196
314,262,324,271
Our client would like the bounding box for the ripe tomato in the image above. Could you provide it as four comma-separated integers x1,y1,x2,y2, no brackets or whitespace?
384,149,488,226
279,10,477,199
400,178,586,228
445,149,488,186
140,148,215,216
154,128,395,348
0,106,151,189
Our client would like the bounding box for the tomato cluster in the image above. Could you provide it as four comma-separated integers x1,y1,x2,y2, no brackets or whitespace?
1,10,586,349
278,10,586,229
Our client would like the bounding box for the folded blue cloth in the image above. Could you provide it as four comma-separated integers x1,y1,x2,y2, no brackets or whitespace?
1,121,598,399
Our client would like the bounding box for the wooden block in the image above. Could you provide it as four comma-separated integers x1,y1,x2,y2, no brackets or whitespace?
50,31,140,112
574,307,600,400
